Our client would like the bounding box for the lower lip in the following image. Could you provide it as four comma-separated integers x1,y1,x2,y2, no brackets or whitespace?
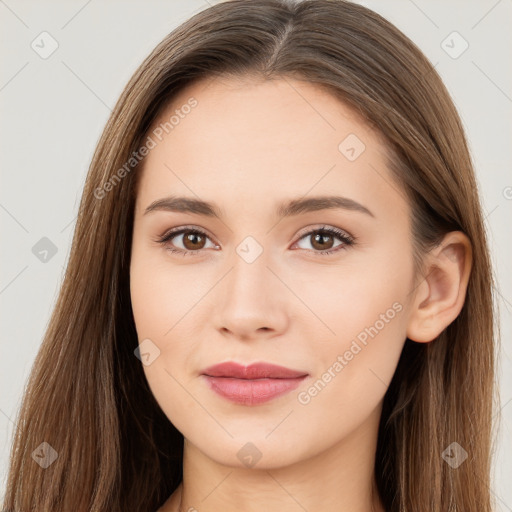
202,375,308,405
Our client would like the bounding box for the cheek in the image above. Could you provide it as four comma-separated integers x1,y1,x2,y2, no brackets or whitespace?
291,299,407,454
129,268,199,438
290,251,411,415
129,240,203,342
281,247,411,347
300,306,407,408
129,245,211,428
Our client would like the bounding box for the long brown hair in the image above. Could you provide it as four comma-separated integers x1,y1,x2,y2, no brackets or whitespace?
2,1,497,510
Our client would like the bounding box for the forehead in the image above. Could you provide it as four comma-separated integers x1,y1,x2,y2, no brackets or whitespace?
135,75,406,220
147,74,378,155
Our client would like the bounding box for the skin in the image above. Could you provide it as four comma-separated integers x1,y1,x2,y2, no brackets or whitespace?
129,76,472,512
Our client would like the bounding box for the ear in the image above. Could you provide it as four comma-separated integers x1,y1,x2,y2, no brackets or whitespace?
406,231,472,343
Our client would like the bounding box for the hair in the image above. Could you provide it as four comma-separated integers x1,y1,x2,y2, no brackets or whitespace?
2,0,498,510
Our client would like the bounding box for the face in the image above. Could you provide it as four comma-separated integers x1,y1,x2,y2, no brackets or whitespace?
130,76,416,469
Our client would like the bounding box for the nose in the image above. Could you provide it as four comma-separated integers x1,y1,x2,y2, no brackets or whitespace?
212,253,289,341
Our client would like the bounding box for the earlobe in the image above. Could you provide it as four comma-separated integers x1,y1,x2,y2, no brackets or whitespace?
406,231,472,343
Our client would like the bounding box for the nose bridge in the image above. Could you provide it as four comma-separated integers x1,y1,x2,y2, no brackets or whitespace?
212,240,288,337
226,242,273,305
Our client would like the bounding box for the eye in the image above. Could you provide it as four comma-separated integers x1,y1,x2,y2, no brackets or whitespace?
292,225,354,255
155,224,355,257
155,226,218,257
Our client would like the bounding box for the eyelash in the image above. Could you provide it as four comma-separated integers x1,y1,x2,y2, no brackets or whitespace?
155,225,355,258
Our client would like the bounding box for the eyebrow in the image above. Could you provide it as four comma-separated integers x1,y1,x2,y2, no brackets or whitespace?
143,195,374,219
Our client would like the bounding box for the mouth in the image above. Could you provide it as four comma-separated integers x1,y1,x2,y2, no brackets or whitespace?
201,361,309,406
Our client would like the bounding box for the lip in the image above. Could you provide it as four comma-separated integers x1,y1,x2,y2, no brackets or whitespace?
202,361,308,379
201,362,309,406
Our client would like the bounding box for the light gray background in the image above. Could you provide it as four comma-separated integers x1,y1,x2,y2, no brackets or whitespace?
1,0,511,508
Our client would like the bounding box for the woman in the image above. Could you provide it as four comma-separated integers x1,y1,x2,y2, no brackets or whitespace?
2,0,496,510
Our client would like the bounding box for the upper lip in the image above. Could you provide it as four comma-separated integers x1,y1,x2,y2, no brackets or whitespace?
201,362,308,379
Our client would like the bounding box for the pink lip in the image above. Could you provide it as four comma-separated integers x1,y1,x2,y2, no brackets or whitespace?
201,362,309,406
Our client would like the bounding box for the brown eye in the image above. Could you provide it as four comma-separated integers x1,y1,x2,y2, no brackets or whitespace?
157,227,217,256
182,231,207,250
294,227,353,255
309,232,335,251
